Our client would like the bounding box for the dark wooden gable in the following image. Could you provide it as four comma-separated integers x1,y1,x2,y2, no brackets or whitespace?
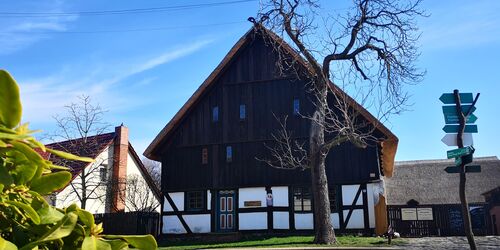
158,29,383,192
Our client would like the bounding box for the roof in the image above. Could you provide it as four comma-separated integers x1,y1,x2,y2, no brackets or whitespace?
43,132,116,179
386,156,500,205
39,131,161,201
144,25,398,176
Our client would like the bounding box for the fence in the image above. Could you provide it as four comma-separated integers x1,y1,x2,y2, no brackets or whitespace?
94,211,160,236
388,203,488,237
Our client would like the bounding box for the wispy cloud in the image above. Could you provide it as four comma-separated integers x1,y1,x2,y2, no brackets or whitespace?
420,0,500,50
17,38,214,123
0,1,78,55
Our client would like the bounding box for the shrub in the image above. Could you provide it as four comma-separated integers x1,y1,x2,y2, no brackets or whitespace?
0,70,157,250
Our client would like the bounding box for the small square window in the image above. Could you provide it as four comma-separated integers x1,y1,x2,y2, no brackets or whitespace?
226,146,232,163
202,148,208,165
293,99,300,115
239,104,246,120
212,106,219,122
186,191,205,211
293,187,311,212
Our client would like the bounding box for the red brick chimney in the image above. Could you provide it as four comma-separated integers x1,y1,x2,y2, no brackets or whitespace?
111,125,128,212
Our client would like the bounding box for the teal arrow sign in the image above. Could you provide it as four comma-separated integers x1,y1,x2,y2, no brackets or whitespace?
447,146,474,159
440,93,473,104
443,125,478,133
443,113,478,124
445,165,481,173
442,105,476,115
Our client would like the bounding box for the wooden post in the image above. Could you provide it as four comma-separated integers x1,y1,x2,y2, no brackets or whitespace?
453,89,477,250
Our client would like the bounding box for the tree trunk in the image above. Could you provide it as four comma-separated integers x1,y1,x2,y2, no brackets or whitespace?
459,172,476,250
81,170,87,209
454,90,477,250
310,111,336,244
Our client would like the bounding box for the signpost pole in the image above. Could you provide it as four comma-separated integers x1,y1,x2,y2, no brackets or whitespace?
454,89,478,250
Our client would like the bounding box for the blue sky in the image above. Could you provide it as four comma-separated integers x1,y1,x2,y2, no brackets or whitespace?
1,0,499,161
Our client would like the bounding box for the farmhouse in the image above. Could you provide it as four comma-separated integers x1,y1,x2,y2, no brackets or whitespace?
40,125,161,214
145,26,398,236
386,156,500,236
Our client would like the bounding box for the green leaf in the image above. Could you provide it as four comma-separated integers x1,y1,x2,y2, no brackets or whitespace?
82,236,111,250
0,70,22,129
102,235,157,250
5,200,41,225
0,139,7,147
46,148,94,163
37,206,64,225
0,165,13,186
104,240,128,250
0,236,18,250
20,212,78,250
31,171,71,195
0,132,30,140
76,208,95,229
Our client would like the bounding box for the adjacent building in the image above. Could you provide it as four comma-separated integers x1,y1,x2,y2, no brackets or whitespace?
40,125,161,214
386,156,500,236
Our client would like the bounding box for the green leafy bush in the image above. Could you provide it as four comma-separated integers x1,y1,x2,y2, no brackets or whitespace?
0,70,157,250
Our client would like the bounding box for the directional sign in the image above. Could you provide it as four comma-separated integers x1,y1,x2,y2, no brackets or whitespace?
444,113,478,124
443,125,478,133
445,165,481,173
440,93,473,104
442,105,476,115
447,146,474,159
441,133,474,146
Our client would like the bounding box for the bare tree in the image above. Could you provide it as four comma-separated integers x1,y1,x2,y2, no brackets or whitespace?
50,95,111,210
256,0,425,244
122,174,160,212
141,157,161,190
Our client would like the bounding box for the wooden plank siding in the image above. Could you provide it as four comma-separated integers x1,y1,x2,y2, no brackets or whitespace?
160,34,382,192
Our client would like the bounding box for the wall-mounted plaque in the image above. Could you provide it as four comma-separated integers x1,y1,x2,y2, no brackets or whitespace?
417,207,433,220
244,201,261,207
401,208,417,220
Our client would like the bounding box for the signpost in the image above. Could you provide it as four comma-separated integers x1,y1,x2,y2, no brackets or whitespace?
444,113,477,124
441,133,473,146
444,165,481,174
446,146,474,159
440,90,480,250
442,125,478,133
439,93,473,104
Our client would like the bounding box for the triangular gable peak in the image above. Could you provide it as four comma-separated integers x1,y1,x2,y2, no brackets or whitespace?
145,25,398,176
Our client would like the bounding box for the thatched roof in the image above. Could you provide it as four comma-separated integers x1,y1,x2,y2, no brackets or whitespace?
386,156,500,205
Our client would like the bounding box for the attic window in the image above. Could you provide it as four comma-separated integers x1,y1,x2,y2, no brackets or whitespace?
293,99,300,115
212,106,219,122
226,146,232,163
99,165,108,182
239,104,246,120
202,148,208,165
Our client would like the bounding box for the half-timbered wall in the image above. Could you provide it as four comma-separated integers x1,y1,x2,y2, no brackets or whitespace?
161,183,379,234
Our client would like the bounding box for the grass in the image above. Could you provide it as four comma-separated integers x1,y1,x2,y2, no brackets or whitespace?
158,235,407,249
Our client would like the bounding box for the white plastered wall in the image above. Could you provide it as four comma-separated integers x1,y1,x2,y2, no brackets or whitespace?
125,151,161,212
56,145,113,214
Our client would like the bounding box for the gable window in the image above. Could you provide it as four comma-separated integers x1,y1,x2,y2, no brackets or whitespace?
212,106,219,122
186,191,205,211
293,99,300,115
293,187,311,212
239,104,246,120
226,146,232,163
99,165,108,183
329,187,338,212
202,148,208,165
